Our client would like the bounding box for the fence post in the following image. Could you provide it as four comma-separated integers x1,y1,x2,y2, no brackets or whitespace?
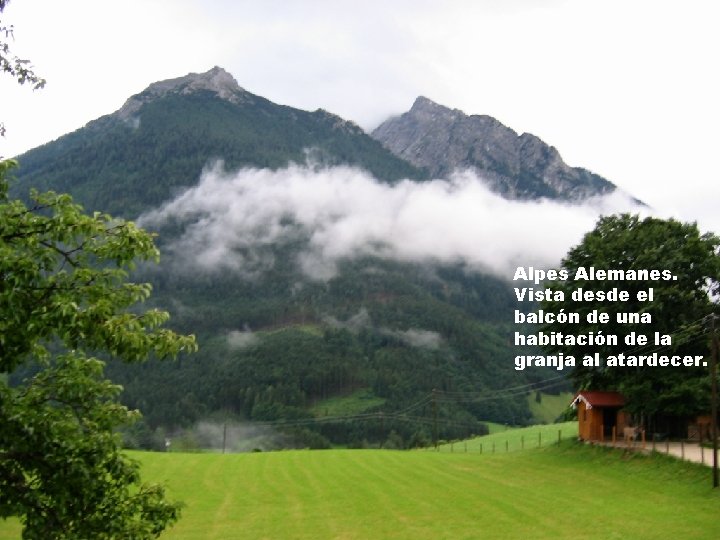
505,440,509,452
558,429,562,445
480,443,483,454
521,435,524,450
538,432,541,448
642,429,646,450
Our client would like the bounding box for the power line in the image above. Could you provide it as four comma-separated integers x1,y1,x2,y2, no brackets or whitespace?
238,374,572,430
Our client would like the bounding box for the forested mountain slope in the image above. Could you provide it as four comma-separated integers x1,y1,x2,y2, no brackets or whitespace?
11,67,573,449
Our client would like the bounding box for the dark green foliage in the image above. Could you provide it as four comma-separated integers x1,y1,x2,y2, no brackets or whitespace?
12,91,426,216
1,355,181,539
0,160,195,538
10,84,548,448
541,214,720,422
106,252,535,447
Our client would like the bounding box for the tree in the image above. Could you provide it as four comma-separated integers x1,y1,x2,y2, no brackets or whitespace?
540,213,720,420
0,159,197,538
0,0,46,139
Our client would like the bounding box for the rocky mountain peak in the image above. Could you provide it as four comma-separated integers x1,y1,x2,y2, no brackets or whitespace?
402,96,464,127
411,96,455,115
372,97,615,201
115,66,248,121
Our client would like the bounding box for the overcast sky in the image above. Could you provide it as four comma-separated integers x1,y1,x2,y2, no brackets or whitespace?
1,0,718,233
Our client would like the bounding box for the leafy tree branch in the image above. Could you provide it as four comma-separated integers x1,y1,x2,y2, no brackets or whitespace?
0,159,197,538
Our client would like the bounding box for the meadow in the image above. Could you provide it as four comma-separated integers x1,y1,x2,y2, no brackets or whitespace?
527,391,573,424
2,431,719,539
436,421,578,453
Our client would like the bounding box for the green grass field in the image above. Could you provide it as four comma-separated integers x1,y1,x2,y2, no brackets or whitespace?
481,420,517,434
2,437,719,539
310,388,387,418
527,391,574,424
436,421,578,453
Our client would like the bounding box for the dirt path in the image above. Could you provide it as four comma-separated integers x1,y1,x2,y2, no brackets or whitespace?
602,440,719,467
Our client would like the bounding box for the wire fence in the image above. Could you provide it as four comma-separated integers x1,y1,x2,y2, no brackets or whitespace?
428,421,578,453
595,435,719,468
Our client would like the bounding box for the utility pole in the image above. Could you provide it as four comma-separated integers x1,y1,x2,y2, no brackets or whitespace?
711,315,718,488
432,389,438,449
222,422,227,455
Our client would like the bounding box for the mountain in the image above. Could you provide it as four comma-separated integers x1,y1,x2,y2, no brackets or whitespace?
372,96,615,201
10,68,569,450
12,67,425,217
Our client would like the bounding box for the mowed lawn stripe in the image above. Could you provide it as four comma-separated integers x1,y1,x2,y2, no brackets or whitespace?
132,446,720,539
384,452,537,537
275,451,337,539
412,453,565,537
1,443,719,539
433,447,719,539
159,445,714,539
340,451,436,537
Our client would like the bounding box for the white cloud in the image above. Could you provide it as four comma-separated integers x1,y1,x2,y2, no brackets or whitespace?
140,161,645,281
384,328,443,350
226,329,259,351
322,308,441,348
323,308,373,333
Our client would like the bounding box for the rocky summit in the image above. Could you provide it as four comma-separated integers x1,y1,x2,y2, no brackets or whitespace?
115,66,251,121
372,96,615,201
12,67,423,217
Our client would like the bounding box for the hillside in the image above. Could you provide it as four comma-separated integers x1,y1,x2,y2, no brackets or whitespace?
110,254,537,449
8,67,576,449
11,67,425,217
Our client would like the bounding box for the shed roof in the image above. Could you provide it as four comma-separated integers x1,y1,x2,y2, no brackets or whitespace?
571,391,624,409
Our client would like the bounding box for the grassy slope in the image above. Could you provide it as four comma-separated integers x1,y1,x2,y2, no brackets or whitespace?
484,421,516,434
3,439,718,540
527,391,574,424
310,388,387,417
436,421,578,453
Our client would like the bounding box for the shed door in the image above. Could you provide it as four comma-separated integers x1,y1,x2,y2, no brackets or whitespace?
603,408,617,437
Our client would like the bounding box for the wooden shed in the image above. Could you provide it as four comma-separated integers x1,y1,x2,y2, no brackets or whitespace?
571,391,628,441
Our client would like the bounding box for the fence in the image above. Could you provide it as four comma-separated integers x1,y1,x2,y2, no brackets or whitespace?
427,422,719,470
430,422,578,453
599,434,719,467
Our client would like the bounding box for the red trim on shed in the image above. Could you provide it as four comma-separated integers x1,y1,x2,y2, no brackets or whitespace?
571,391,627,441
571,391,625,409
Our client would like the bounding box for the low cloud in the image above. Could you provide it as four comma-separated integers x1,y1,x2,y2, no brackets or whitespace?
180,420,288,452
323,308,372,333
139,161,645,280
383,328,443,349
226,329,259,350
323,308,442,349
